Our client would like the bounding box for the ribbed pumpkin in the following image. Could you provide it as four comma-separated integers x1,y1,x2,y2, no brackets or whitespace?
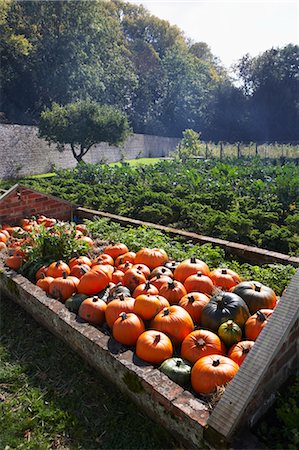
131,264,151,279
228,340,254,366
36,274,54,294
92,264,114,280
91,253,114,267
159,357,192,387
218,320,242,347
47,260,70,278
69,256,92,269
35,265,49,280
5,255,23,270
181,329,226,364
113,312,145,346
150,274,173,291
117,261,133,273
77,268,110,296
201,292,250,332
178,292,210,324
108,283,131,301
105,294,135,328
111,270,125,284
150,266,173,279
115,251,136,267
136,330,173,365
209,268,240,290
191,355,239,395
244,309,273,341
174,257,210,283
133,294,170,321
70,263,90,279
232,281,277,314
150,306,194,346
123,268,146,292
104,243,129,260
158,280,187,305
78,296,107,326
184,272,214,295
132,281,159,298
49,273,79,302
134,248,168,270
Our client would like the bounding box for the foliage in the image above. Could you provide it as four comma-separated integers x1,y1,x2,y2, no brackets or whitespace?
39,100,130,163
19,158,299,256
174,129,202,161
23,222,89,263
85,218,296,295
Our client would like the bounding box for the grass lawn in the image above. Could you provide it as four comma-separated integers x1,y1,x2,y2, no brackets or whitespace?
109,157,164,167
0,296,176,450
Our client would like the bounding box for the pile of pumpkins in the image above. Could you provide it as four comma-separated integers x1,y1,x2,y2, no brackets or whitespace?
1,218,278,397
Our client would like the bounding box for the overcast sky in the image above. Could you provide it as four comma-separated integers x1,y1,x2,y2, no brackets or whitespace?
129,0,299,68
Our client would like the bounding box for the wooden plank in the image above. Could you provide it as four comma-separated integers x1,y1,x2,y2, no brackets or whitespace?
207,269,299,440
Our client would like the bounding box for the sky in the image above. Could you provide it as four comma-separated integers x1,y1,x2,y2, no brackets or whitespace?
129,0,299,68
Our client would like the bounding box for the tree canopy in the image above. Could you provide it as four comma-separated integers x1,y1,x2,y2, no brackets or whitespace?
1,0,298,143
39,100,130,163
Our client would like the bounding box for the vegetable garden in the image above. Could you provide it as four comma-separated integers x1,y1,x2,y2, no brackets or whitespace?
0,156,298,448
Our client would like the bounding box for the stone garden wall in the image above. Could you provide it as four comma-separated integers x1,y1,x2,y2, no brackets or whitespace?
0,124,180,179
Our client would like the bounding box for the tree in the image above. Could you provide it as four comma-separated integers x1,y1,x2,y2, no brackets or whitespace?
39,100,131,164
175,129,202,161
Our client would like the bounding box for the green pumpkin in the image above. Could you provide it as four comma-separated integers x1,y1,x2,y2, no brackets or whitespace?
218,320,242,347
65,293,88,313
159,357,192,387
201,291,250,332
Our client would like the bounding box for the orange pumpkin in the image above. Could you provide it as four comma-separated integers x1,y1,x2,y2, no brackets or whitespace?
69,256,92,269
191,355,239,394
209,268,241,291
0,232,8,243
5,255,23,270
113,312,145,346
133,294,170,321
132,281,159,298
105,294,135,329
70,263,91,279
228,340,255,366
184,272,214,295
178,292,210,324
104,243,129,260
123,268,146,293
117,261,133,273
0,242,7,251
36,275,54,294
150,306,194,346
78,296,107,325
77,268,110,296
47,260,71,278
174,257,210,283
48,273,79,302
244,309,273,341
35,265,49,280
136,330,173,365
91,253,114,267
111,270,125,284
131,264,151,279
115,251,136,267
134,248,168,270
181,329,226,364
158,280,187,305
150,274,173,291
150,266,173,279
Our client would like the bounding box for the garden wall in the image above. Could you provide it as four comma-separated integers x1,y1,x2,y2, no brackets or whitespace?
0,124,180,179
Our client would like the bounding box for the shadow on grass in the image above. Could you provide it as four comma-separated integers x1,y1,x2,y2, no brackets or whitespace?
0,296,177,450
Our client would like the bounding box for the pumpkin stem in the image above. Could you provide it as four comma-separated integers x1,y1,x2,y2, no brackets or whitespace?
145,281,151,289
119,293,125,301
255,284,261,293
154,334,161,344
256,310,267,322
40,273,46,279
162,307,170,316
196,338,206,347
92,296,98,302
221,268,228,274
168,281,175,289
188,295,195,304
190,257,196,264
56,260,62,267
62,272,67,279
212,359,221,367
196,272,203,277
226,320,234,329
243,347,250,354
176,359,182,367
120,312,127,321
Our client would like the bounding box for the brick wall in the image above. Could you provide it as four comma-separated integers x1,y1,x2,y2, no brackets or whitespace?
0,186,75,224
0,124,180,179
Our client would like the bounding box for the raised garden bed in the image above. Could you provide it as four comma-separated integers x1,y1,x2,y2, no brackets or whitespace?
0,187,298,448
